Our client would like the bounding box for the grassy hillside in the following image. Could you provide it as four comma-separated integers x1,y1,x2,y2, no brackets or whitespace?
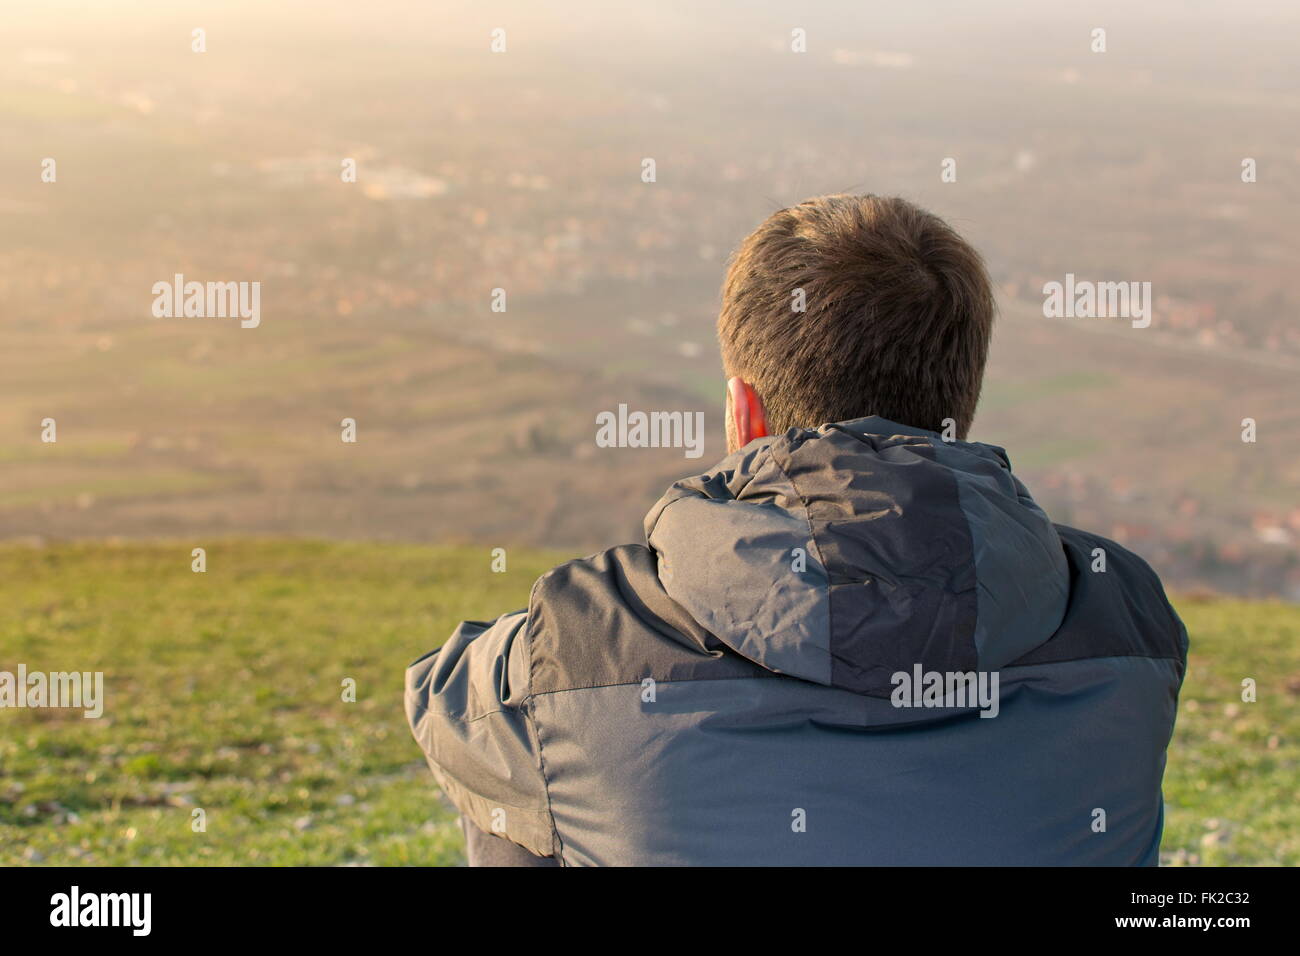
0,540,564,866
1,540,1296,865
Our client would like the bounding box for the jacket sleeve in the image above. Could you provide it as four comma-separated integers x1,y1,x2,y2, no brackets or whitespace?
404,611,558,858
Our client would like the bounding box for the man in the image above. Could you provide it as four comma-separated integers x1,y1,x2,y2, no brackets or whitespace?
405,194,1188,866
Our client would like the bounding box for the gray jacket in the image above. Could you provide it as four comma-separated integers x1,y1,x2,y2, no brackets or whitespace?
406,417,1187,865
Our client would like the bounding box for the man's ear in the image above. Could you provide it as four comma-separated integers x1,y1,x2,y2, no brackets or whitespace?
727,376,769,449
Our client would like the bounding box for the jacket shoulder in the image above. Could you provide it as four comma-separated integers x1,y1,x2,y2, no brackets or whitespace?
1009,524,1188,669
526,544,768,697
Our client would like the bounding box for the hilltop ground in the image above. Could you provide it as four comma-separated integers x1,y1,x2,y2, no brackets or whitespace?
1,539,1296,866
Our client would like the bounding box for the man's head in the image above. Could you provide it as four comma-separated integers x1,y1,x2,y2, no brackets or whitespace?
718,194,996,453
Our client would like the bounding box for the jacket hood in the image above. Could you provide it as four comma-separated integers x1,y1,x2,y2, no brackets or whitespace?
644,416,1070,695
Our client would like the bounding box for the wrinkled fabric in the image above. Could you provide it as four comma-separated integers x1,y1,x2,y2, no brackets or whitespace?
406,417,1188,865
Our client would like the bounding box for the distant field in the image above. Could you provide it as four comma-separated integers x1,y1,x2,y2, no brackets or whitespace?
1,540,1296,865
0,317,700,551
4,283,1296,599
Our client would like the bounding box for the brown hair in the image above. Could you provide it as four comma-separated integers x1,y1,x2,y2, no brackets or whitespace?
718,194,995,438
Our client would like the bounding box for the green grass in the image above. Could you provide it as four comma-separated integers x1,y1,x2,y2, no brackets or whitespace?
0,540,1295,865
0,540,563,866
1160,596,1300,865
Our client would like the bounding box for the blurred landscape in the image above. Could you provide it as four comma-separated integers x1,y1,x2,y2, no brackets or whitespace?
1,0,1297,598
